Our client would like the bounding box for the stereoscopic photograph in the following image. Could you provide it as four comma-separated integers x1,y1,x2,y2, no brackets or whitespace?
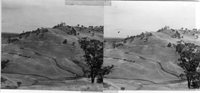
1,0,200,92
104,1,199,90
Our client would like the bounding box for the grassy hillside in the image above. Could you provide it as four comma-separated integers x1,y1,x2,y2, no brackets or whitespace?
1,32,19,44
1,23,103,90
104,27,200,90
1,25,200,90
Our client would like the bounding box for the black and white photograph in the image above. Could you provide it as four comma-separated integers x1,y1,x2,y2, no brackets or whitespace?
1,0,200,92
104,1,200,90
1,0,105,91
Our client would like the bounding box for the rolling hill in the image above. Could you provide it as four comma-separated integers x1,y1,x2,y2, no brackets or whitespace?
1,23,104,90
1,25,200,90
104,26,200,90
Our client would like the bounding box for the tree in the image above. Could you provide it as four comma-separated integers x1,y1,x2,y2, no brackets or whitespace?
63,39,67,44
176,43,200,89
112,41,116,48
79,38,114,83
167,42,172,47
72,42,75,47
1,60,9,84
1,60,9,70
96,65,114,83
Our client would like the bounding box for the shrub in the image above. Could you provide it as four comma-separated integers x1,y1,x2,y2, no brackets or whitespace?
121,87,125,90
1,60,9,69
72,42,75,46
63,39,67,44
167,42,172,47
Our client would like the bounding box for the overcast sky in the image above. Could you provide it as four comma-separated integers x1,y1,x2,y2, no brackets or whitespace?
1,0,198,38
104,1,196,38
2,0,104,33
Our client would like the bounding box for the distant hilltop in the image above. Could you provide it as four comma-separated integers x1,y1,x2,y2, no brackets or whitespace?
20,22,103,35
104,26,200,49
122,26,200,45
2,22,104,44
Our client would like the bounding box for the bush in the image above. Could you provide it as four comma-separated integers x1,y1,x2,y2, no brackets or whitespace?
17,82,22,87
167,42,172,47
63,39,67,44
1,60,9,69
8,38,19,43
121,87,125,90
1,77,7,83
72,42,75,46
112,41,116,48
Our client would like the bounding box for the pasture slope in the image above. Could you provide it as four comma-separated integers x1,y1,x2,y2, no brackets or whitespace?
104,27,200,90
1,24,104,91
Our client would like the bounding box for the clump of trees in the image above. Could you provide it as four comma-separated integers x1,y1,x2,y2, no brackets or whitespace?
8,38,19,43
157,26,170,32
1,60,10,83
53,22,66,28
1,60,9,70
112,41,124,48
1,60,22,88
112,41,116,48
171,31,181,39
176,42,200,89
79,38,114,83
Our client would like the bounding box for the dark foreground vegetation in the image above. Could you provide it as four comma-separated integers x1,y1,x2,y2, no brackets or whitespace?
176,42,200,89
79,38,114,83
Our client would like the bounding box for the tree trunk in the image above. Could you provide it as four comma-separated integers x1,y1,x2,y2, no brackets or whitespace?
97,75,103,83
91,71,95,83
91,77,95,83
187,76,191,89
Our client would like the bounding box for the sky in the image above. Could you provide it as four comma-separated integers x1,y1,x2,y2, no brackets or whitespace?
1,0,199,38
104,1,197,38
2,0,104,33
